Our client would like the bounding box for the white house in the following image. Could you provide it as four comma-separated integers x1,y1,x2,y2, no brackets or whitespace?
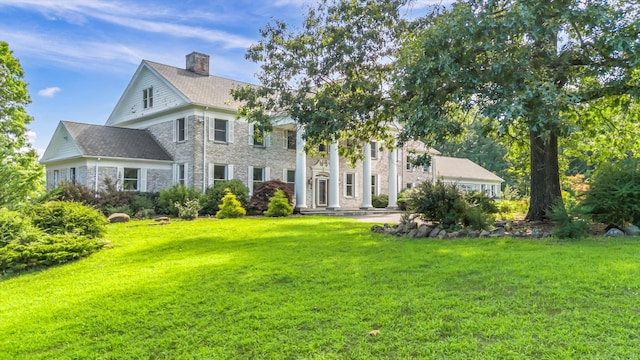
41,52,503,210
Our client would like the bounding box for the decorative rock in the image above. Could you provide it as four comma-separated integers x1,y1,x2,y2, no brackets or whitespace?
605,228,625,237
495,221,507,228
406,221,418,230
491,227,506,236
468,230,480,238
437,230,447,239
429,227,441,238
407,229,418,239
155,216,170,222
417,224,432,238
623,225,640,236
457,229,469,237
531,229,543,238
395,224,406,234
108,213,130,223
447,231,458,239
371,225,385,233
480,230,491,237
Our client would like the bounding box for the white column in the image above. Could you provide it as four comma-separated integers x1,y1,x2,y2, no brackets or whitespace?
295,128,307,209
361,143,372,209
388,146,398,208
328,142,341,210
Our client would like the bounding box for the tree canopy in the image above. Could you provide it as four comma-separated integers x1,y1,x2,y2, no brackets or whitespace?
0,41,43,208
396,0,640,220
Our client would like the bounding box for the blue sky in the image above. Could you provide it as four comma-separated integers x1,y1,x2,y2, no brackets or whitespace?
0,0,446,154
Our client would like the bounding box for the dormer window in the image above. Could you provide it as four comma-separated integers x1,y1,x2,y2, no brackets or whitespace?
143,87,153,109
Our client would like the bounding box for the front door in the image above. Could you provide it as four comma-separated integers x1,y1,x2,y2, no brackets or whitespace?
317,178,328,207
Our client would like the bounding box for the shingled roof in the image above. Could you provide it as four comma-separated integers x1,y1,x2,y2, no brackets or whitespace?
435,156,503,182
144,60,250,111
63,121,173,161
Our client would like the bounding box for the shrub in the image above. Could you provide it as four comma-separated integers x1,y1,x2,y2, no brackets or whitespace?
264,190,294,217
95,178,136,214
463,206,495,231
249,180,293,214
0,208,42,247
465,192,499,214
372,194,389,208
410,181,467,229
216,189,246,219
175,199,201,220
548,200,590,239
0,234,104,273
130,193,157,214
105,205,133,216
158,185,200,216
397,188,416,211
201,180,249,215
56,182,96,205
583,158,640,228
29,201,108,239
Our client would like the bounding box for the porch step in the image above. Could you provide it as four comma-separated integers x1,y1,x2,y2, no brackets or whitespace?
298,208,402,217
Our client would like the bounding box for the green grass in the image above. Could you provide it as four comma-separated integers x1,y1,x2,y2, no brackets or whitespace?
2,216,640,359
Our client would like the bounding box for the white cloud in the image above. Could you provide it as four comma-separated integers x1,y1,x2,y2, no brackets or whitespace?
38,86,61,98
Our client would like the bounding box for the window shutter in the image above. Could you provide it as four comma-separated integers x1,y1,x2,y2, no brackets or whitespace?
173,120,177,142
354,173,359,198
265,167,271,180
117,167,124,190
173,164,178,184
283,130,288,149
208,163,215,187
265,132,271,147
228,121,234,143
248,124,254,145
140,169,147,192
282,168,287,181
184,163,189,186
228,164,234,180
247,166,253,194
208,119,215,141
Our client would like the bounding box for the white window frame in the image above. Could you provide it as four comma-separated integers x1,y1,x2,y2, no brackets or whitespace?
249,124,270,147
175,163,188,186
143,87,153,109
175,118,187,142
53,169,59,186
370,141,378,159
285,130,296,150
344,172,357,198
283,168,296,193
371,174,378,196
406,156,414,172
123,168,140,191
211,118,231,143
69,167,76,184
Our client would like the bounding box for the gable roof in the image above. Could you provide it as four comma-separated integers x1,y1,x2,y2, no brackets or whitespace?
435,156,503,183
144,60,250,111
59,121,172,161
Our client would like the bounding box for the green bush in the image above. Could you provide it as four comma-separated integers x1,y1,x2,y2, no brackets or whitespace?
463,206,495,231
130,193,157,214
410,181,467,229
29,201,108,239
372,194,389,208
175,199,201,220
397,188,416,211
158,185,200,216
264,190,294,217
0,234,104,273
249,180,294,214
95,178,135,215
56,182,96,205
0,208,42,247
583,158,640,228
548,200,590,239
216,189,246,219
105,205,132,216
465,192,499,214
201,180,249,216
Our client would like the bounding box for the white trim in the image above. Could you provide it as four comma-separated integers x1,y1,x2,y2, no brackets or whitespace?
265,167,271,180
228,164,234,180
140,168,147,192
228,120,234,143
248,165,253,194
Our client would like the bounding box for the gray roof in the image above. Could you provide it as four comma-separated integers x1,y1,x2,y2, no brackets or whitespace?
145,60,250,111
63,121,173,161
435,156,504,182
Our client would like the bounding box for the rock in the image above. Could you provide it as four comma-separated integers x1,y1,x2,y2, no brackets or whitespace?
429,227,441,238
532,229,543,238
371,225,385,233
468,230,480,238
395,224,406,234
480,230,491,237
437,230,447,239
407,229,418,239
623,225,640,236
495,221,507,228
406,221,418,230
108,213,130,223
605,228,625,237
417,224,432,238
447,231,458,239
457,229,469,238
154,216,170,222
491,227,506,236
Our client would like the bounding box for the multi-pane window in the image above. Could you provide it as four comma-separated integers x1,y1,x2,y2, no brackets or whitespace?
406,156,414,171
345,173,355,197
176,118,186,142
253,125,266,147
123,168,140,191
143,87,153,109
53,170,59,185
253,167,265,190
370,142,378,159
177,164,186,185
286,169,296,191
318,143,326,152
70,167,76,184
214,119,228,142
213,165,226,184
371,175,378,196
286,130,296,150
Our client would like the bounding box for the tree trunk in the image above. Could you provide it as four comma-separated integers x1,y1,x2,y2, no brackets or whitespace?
526,129,562,221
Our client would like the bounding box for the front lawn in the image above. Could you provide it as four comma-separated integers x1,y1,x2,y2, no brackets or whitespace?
1,217,639,358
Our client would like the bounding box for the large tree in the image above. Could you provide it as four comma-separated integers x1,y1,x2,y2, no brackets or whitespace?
0,41,43,208
231,0,409,159
396,0,640,220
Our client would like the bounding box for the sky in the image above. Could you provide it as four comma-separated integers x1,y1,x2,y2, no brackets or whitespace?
0,0,449,155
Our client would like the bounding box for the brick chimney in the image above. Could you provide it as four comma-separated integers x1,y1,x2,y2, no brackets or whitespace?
186,52,210,76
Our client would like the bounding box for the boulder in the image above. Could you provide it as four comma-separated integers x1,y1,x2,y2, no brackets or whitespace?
108,213,130,223
429,227,441,238
480,230,491,237
416,224,432,238
623,225,640,236
605,228,625,237
407,229,418,239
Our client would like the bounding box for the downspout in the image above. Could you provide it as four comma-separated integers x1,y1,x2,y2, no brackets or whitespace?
94,157,100,193
202,107,208,193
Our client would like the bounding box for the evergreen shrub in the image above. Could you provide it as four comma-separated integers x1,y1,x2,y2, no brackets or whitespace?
201,180,249,215
216,189,246,219
409,181,467,229
372,194,389,208
158,185,200,216
175,199,201,220
264,190,293,217
548,200,590,239
29,201,108,239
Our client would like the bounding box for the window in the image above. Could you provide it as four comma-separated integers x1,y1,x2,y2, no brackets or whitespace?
406,156,414,172
371,175,378,196
286,169,296,191
213,119,228,143
176,118,186,142
53,170,59,185
370,142,378,159
318,143,326,152
143,87,153,109
406,183,413,189
253,167,265,190
286,130,297,150
70,167,76,184
213,164,226,184
177,164,186,185
345,173,355,197
253,125,266,147
123,168,140,191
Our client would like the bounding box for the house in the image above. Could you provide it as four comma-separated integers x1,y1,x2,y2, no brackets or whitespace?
41,52,503,209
